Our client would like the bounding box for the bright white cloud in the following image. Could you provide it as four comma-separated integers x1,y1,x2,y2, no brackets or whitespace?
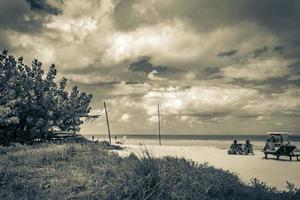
101,21,201,65
142,86,259,116
242,88,300,116
118,113,132,122
60,73,116,85
222,57,295,81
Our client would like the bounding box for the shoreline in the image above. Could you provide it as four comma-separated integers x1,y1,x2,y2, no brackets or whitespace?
83,135,300,151
88,137,300,151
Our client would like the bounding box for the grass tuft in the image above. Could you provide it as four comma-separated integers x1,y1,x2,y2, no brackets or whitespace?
0,143,299,199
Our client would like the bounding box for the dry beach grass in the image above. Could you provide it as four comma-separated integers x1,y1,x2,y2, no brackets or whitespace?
0,142,300,200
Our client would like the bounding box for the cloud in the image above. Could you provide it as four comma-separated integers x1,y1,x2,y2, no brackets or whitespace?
273,45,284,52
101,21,206,67
256,116,270,121
112,0,300,60
26,0,62,15
125,80,141,85
141,86,258,117
3,0,300,134
217,49,238,57
222,57,295,81
112,0,300,35
0,0,45,33
253,46,268,58
129,57,168,74
138,84,300,125
118,113,133,122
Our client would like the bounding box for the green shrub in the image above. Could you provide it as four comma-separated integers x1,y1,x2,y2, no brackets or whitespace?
0,50,93,145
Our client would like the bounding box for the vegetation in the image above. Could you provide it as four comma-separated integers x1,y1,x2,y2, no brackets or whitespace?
0,50,93,145
0,142,299,200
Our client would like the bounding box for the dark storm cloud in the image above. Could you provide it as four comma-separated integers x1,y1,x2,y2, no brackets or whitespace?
225,72,300,95
204,67,220,75
253,46,268,58
217,49,238,57
0,0,62,34
113,0,300,54
125,80,141,85
129,57,153,73
129,57,168,74
203,67,223,80
60,60,155,86
90,80,122,87
273,46,284,52
225,78,286,94
0,0,62,52
26,0,62,15
185,111,229,118
0,0,42,33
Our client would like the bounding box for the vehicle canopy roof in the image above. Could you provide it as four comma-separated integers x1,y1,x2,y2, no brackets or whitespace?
267,131,292,136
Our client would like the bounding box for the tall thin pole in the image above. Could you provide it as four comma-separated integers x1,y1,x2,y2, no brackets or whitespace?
104,101,111,144
158,104,161,146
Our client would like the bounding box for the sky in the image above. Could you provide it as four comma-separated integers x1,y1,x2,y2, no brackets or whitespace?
1,0,300,135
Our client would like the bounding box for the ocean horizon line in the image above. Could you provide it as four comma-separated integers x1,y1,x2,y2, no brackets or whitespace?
82,133,300,142
81,133,300,136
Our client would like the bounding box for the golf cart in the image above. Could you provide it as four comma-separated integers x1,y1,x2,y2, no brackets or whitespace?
263,132,299,161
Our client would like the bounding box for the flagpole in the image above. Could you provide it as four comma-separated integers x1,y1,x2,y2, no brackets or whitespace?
158,104,161,146
104,101,111,144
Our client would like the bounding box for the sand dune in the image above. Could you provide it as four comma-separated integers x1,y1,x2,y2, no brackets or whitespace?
117,145,300,190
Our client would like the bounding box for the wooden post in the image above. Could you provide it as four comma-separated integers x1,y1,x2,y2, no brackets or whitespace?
104,101,111,144
158,104,161,146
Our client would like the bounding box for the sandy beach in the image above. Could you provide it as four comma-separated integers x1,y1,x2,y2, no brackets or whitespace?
116,144,300,190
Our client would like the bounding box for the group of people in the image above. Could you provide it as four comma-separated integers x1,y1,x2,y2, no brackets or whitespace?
228,140,253,155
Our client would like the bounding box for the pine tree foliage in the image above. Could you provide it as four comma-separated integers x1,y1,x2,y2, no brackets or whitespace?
0,50,92,145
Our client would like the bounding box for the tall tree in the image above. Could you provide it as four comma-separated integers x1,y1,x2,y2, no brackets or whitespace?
0,50,92,145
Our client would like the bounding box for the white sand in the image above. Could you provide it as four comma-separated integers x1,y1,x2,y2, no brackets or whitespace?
117,144,300,190
121,139,268,150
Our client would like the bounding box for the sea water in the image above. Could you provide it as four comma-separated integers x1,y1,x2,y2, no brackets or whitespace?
83,134,300,150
